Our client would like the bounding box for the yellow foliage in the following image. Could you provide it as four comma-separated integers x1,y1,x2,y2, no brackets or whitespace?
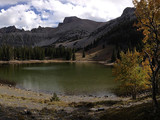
113,49,151,98
133,0,160,58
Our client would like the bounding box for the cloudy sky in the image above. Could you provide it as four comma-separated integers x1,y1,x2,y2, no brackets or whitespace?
0,0,133,30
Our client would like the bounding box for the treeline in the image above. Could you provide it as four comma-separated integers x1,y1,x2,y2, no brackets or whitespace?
0,45,76,61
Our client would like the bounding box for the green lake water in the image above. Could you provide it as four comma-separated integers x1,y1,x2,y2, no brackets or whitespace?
0,62,117,97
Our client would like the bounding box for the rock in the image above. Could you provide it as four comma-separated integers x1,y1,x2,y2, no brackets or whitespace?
90,108,97,112
23,109,32,115
61,109,64,112
90,108,105,112
32,111,37,115
98,108,105,111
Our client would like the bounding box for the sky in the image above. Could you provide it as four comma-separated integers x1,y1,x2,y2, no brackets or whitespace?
0,0,134,30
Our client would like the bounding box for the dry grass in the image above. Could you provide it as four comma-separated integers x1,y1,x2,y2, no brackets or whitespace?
76,45,114,61
0,94,68,107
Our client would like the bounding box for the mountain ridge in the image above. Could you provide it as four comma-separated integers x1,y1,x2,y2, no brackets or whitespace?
0,7,142,55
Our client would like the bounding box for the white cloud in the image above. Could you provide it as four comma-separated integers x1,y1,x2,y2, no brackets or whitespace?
30,0,133,22
0,4,43,30
0,0,30,6
0,0,134,30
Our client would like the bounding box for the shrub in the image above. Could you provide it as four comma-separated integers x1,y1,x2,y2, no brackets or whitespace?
50,93,60,102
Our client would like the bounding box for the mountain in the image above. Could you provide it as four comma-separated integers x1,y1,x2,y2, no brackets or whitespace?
59,7,142,49
0,7,143,61
0,16,104,47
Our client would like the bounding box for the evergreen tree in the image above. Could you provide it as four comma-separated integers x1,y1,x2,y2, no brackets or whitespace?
82,50,85,58
65,49,72,60
102,44,105,49
72,50,76,61
117,49,121,60
111,49,116,62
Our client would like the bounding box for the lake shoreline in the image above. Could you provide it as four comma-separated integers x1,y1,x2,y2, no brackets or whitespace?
0,84,153,119
0,60,97,64
0,59,114,66
0,84,124,109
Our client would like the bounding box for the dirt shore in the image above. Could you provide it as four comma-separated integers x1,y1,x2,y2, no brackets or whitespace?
0,60,98,64
0,84,153,120
0,83,154,120
0,84,123,110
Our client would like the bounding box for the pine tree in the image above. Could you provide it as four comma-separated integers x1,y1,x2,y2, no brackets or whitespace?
72,50,76,61
82,50,85,58
111,49,116,62
65,49,72,60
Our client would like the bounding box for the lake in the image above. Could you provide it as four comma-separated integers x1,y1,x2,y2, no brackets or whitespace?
0,62,117,97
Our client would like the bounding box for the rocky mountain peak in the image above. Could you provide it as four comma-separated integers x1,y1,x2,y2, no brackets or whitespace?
0,25,24,33
121,7,135,17
63,16,81,24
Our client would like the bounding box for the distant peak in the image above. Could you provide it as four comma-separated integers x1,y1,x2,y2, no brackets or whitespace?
6,25,16,29
0,25,24,33
63,16,81,24
121,7,135,16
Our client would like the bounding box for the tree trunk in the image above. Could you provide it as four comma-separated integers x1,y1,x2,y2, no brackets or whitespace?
155,79,159,94
152,76,159,113
132,93,136,100
132,88,137,100
156,72,159,94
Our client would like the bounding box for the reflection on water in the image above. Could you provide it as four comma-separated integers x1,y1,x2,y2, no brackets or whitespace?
0,63,116,96
23,66,58,71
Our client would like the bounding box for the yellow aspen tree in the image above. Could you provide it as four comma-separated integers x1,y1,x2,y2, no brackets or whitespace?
133,0,160,112
113,50,151,99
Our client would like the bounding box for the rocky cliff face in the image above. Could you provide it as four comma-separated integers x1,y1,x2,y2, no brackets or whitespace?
0,7,141,49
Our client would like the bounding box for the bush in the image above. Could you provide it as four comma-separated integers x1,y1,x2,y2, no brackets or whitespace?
50,93,60,102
